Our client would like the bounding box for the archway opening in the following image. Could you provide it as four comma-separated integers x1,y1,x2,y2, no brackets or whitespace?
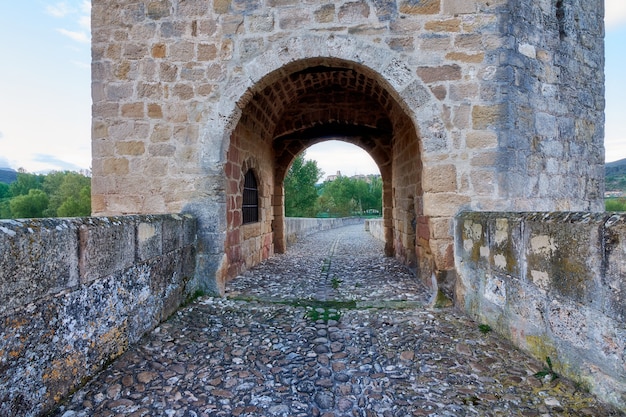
283,141,382,219
223,58,425,286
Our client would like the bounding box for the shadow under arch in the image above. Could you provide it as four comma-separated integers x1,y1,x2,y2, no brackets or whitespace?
223,57,428,290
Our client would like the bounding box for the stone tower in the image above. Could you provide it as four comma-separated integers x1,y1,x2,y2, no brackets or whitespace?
91,0,605,294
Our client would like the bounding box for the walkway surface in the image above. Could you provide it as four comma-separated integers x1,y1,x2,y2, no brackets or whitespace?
53,224,624,417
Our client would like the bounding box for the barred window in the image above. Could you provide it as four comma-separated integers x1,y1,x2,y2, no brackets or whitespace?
242,169,259,224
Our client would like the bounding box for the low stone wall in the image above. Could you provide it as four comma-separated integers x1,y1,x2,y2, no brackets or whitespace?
455,212,626,411
364,218,384,242
284,217,364,245
0,214,197,417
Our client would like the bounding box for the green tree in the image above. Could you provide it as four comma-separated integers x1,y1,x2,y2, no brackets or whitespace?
9,189,49,218
8,171,44,197
317,175,382,217
0,183,10,219
0,182,9,199
361,176,382,214
318,176,358,217
43,171,91,217
284,153,324,217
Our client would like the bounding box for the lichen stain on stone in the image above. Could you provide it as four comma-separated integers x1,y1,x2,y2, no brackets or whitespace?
494,253,506,269
138,222,157,242
530,269,550,291
42,354,84,402
494,218,508,244
551,257,588,300
525,335,558,367
98,324,129,360
462,220,484,263
530,234,556,256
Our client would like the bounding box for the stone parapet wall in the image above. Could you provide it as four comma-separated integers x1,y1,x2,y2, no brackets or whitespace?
455,212,626,411
365,218,385,242
285,217,363,245
0,215,197,417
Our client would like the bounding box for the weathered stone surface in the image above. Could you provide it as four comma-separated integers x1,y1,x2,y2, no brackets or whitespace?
0,214,197,417
51,225,624,417
456,212,626,412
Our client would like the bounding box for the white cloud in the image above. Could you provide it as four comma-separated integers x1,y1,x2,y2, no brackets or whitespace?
0,131,4,140
78,15,91,30
306,141,380,180
56,28,90,43
605,137,626,162
46,2,75,18
0,156,11,169
606,0,626,30
71,60,91,69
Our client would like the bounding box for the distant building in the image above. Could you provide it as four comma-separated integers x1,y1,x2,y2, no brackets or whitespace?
324,171,381,183
325,171,342,182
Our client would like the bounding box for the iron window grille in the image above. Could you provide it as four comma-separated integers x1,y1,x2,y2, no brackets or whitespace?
242,169,259,224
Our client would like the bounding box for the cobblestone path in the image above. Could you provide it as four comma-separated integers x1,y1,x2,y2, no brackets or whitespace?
54,224,624,417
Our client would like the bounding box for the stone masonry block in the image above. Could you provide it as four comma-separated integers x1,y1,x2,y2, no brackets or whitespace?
79,217,136,283
400,0,440,15
339,0,370,23
416,65,462,83
424,19,460,32
472,104,504,129
116,141,146,156
0,219,79,317
181,214,197,246
424,192,471,216
162,214,183,253
423,164,457,193
466,130,498,148
137,218,163,261
315,4,335,23
443,0,476,14
213,0,231,14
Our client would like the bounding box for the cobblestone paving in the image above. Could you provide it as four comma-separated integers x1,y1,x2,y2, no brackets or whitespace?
54,224,624,417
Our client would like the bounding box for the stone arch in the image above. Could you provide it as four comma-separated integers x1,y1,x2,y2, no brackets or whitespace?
220,46,445,291
211,34,443,153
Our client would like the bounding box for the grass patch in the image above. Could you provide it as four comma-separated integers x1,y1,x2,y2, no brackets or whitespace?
478,324,492,334
331,276,343,289
181,289,206,307
306,307,341,322
288,299,357,323
534,356,559,382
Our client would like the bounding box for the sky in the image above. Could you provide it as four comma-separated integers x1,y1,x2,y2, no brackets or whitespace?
0,1,624,176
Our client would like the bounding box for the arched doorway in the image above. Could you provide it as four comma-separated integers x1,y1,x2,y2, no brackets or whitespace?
222,58,427,290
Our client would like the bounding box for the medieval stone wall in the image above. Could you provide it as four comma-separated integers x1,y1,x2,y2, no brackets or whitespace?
496,0,605,211
0,215,196,417
455,211,625,410
284,216,363,245
91,0,605,292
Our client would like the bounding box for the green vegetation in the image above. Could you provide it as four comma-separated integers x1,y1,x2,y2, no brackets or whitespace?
306,306,341,322
331,276,343,290
0,169,91,219
605,198,626,212
534,356,559,382
284,152,324,217
478,324,492,334
284,153,383,218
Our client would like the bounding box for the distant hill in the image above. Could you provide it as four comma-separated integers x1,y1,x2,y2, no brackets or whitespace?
606,158,626,192
0,168,17,184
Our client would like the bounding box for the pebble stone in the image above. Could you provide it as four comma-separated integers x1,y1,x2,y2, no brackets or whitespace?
52,224,624,417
